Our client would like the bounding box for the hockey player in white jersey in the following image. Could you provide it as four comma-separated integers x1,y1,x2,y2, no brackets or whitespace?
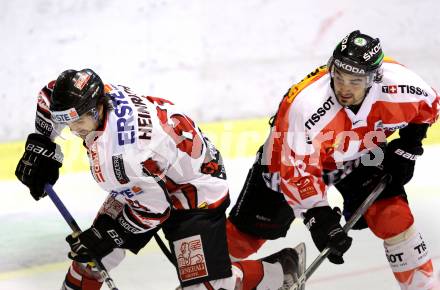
15,69,306,290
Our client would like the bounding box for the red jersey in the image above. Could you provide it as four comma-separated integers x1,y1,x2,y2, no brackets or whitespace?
262,57,439,217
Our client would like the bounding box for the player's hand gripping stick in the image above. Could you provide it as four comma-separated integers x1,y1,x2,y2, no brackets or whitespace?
44,184,119,290
291,173,392,290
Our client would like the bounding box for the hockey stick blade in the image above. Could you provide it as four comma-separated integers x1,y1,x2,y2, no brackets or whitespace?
44,184,120,290
290,173,392,290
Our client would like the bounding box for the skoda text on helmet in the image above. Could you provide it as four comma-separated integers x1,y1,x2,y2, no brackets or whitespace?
328,30,385,87
50,69,104,124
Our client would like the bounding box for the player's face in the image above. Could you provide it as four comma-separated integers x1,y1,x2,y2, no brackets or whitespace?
333,68,369,106
68,112,99,140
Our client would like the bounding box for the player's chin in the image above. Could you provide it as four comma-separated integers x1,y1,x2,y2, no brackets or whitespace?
72,131,89,140
336,95,354,105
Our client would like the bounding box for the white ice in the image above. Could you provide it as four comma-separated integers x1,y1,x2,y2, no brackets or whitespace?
1,146,439,290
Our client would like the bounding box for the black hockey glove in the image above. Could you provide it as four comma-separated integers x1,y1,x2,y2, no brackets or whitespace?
15,133,63,200
339,170,386,230
383,138,423,186
303,206,352,264
66,214,126,263
383,123,428,186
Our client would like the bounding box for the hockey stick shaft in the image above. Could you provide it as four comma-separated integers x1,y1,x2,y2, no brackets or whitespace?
291,173,392,290
44,184,119,290
154,233,177,266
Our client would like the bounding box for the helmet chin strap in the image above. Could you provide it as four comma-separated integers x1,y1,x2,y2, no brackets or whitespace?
95,103,107,129
89,103,101,124
90,108,99,122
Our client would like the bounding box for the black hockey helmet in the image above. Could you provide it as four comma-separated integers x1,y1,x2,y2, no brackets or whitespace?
50,69,104,124
328,30,384,85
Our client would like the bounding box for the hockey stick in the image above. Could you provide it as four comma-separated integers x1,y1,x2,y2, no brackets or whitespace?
290,173,392,290
154,232,177,266
44,184,119,290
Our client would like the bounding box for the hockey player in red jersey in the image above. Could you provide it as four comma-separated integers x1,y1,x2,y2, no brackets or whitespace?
15,69,306,290
227,30,439,290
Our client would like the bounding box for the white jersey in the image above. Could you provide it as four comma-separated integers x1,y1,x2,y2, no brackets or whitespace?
35,82,229,234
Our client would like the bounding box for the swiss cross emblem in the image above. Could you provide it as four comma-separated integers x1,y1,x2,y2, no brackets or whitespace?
174,235,208,282
388,85,397,94
382,85,398,94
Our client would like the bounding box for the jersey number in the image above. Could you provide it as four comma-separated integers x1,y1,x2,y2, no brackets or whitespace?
152,100,203,158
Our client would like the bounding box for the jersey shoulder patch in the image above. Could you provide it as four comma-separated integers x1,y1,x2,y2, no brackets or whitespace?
286,65,328,104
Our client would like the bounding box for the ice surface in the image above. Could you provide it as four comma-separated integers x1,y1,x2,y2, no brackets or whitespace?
1,146,439,289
